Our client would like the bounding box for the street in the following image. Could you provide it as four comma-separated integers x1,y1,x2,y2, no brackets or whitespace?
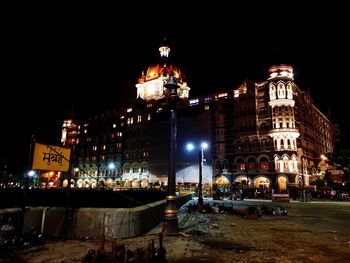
2,198,350,262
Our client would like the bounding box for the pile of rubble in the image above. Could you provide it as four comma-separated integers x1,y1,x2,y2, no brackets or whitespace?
186,202,287,218
81,234,166,263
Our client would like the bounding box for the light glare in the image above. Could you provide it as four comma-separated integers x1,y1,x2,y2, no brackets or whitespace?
186,143,194,151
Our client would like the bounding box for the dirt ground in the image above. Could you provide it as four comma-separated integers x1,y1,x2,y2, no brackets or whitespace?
1,199,350,263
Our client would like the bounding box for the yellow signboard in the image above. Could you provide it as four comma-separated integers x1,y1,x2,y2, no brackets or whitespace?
32,143,71,172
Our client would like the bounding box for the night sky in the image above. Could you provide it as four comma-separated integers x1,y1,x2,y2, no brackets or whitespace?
2,2,350,174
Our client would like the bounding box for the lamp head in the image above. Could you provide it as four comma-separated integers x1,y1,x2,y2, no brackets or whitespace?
201,142,208,150
165,71,179,97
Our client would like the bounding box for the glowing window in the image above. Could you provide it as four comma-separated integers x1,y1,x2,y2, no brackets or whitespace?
189,99,199,105
218,93,227,98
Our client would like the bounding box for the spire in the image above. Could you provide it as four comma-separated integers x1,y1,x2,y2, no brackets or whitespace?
159,36,170,58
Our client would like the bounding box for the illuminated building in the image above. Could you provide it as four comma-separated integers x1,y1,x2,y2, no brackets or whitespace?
61,43,336,194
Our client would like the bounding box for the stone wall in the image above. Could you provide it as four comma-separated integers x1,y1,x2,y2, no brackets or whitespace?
0,193,193,240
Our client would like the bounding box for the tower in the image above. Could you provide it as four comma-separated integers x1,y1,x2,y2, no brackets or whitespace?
267,65,300,190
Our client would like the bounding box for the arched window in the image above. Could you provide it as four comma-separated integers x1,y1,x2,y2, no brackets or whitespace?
286,83,293,99
223,160,228,169
237,158,245,170
274,156,280,171
277,82,286,98
215,160,221,170
269,84,276,100
247,157,256,170
259,157,269,170
283,156,289,171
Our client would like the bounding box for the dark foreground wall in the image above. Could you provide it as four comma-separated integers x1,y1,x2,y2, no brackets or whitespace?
0,188,167,209
0,193,193,239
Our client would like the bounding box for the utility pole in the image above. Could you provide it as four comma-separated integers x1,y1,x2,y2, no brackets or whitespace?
20,135,35,241
62,144,75,241
163,73,179,234
198,148,204,205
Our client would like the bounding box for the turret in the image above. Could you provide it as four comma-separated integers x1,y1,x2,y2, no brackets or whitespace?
267,65,300,174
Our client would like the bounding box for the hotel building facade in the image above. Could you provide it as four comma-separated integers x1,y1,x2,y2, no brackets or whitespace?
60,43,335,194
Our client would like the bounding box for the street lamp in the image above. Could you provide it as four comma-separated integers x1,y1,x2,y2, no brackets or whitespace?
163,72,179,234
108,162,115,170
187,142,208,205
27,170,36,188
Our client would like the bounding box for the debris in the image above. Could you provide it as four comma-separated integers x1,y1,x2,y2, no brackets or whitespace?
81,248,96,263
211,206,219,213
186,229,207,236
261,205,288,216
80,234,166,262
230,205,262,219
178,232,189,237
155,233,166,263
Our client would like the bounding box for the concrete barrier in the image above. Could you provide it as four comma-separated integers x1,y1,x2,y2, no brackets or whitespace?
0,193,193,240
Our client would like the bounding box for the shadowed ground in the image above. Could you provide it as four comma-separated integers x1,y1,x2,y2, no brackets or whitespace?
2,198,350,262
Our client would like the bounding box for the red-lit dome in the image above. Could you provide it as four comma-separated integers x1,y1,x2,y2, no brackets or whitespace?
268,64,293,74
145,63,182,81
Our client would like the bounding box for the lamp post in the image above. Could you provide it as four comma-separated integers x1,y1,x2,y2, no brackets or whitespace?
163,72,179,234
28,170,36,188
187,142,208,206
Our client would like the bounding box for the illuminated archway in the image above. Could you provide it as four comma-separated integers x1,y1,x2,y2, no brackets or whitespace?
77,179,83,189
254,176,270,188
84,180,90,189
91,179,97,189
277,175,288,191
235,175,252,187
124,180,131,188
141,179,148,188
132,179,140,188
215,175,229,185
62,179,69,188
106,178,114,189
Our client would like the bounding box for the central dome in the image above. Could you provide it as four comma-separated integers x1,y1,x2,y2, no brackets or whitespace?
145,63,182,81
136,41,190,102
